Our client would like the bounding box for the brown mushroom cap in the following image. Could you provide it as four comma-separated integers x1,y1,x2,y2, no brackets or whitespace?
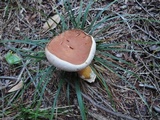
45,29,96,71
47,29,92,64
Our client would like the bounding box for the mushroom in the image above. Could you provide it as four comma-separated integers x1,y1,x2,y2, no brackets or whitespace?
45,29,96,83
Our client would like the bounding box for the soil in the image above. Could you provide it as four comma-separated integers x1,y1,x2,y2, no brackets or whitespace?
0,0,160,120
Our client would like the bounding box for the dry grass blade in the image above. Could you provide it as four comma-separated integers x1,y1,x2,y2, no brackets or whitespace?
82,93,137,120
88,111,109,120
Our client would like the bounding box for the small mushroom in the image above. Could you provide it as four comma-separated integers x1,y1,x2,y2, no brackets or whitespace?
45,29,96,83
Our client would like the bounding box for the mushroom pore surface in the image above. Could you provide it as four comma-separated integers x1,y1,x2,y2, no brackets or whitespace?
47,29,92,65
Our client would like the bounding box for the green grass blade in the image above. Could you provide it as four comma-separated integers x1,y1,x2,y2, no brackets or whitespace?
50,77,65,120
67,83,70,105
96,42,143,53
55,9,68,32
81,1,94,30
76,0,83,28
34,66,56,119
64,1,77,28
95,56,135,76
86,0,118,32
75,80,86,120
90,15,119,35
94,57,149,110
98,51,134,66
91,66,116,110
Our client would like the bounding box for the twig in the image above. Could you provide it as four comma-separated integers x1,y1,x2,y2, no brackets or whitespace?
153,105,160,113
135,25,159,42
88,110,109,120
87,85,115,111
139,83,157,91
135,0,156,20
135,99,143,120
113,12,133,36
139,58,160,92
0,76,17,80
82,93,137,120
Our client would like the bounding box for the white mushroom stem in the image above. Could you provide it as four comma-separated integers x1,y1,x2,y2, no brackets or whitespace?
77,66,96,83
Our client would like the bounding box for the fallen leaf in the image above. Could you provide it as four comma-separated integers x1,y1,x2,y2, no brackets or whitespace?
43,14,60,31
8,80,23,92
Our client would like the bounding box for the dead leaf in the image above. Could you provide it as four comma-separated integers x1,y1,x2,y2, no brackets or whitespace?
43,14,60,31
8,80,23,92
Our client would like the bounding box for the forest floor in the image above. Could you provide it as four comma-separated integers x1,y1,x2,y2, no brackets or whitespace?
0,0,160,120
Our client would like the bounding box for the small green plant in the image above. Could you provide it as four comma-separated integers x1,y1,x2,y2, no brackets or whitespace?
5,51,22,65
